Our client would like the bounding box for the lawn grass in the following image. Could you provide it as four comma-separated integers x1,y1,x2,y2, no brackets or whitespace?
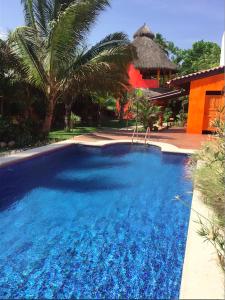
1,121,138,154
101,119,136,128
49,120,137,141
49,127,97,140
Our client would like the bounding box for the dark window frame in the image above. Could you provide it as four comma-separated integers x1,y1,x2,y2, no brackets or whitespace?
205,90,224,95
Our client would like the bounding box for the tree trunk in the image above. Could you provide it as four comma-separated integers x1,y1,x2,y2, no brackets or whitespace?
65,103,72,131
0,97,4,115
119,103,125,122
159,113,163,126
97,107,101,127
147,119,154,130
42,97,55,135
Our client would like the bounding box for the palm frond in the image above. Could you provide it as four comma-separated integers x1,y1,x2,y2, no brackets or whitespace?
0,39,23,75
49,0,77,20
66,56,130,97
75,32,131,67
21,0,52,37
62,33,133,80
47,0,110,75
21,0,37,29
33,0,49,36
10,27,47,90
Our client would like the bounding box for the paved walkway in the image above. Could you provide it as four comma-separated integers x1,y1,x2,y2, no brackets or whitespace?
0,127,210,167
75,127,210,150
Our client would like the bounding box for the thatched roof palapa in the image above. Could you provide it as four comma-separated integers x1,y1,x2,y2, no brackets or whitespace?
134,23,155,39
132,24,177,72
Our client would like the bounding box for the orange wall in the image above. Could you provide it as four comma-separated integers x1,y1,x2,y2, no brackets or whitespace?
187,73,224,134
128,64,159,88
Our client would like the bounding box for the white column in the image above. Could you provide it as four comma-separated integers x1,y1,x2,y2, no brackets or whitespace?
220,32,225,66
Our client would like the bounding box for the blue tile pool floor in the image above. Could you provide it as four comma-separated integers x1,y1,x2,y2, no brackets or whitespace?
0,144,192,299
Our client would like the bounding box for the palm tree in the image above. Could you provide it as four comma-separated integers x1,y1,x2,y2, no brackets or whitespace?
10,0,134,134
154,33,169,54
63,45,132,130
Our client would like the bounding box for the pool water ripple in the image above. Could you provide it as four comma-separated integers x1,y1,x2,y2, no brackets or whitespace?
0,144,192,299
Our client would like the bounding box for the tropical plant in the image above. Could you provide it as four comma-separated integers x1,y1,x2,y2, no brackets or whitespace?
0,38,24,115
0,38,23,83
154,33,169,54
0,38,47,126
190,118,225,272
70,113,81,130
132,94,161,130
154,33,184,65
0,115,42,148
163,107,173,125
191,119,225,225
154,34,221,75
176,110,187,126
197,216,224,272
91,93,116,126
176,195,225,273
180,40,221,75
62,41,132,131
10,0,134,134
118,91,129,122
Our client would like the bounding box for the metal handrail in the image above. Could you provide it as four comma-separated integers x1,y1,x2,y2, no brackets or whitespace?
132,127,139,143
132,127,151,144
144,127,151,144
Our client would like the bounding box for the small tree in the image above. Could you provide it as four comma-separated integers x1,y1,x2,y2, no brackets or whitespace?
132,94,161,130
91,93,116,126
176,110,187,127
163,107,173,127
70,113,81,131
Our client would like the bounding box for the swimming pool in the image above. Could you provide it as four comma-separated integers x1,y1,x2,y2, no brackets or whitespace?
0,144,192,299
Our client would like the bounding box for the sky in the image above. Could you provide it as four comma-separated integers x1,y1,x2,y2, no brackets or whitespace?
0,0,224,49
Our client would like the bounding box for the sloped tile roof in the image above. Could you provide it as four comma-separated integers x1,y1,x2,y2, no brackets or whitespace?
168,66,224,87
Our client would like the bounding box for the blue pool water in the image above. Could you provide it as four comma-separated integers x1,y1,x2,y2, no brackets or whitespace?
0,144,192,299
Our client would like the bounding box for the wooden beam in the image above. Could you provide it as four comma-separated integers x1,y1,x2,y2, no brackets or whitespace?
157,69,161,85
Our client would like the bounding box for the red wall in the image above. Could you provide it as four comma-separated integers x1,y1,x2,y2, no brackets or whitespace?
116,65,159,120
128,64,159,88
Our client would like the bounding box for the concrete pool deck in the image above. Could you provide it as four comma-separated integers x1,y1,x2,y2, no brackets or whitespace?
75,127,210,150
0,133,224,299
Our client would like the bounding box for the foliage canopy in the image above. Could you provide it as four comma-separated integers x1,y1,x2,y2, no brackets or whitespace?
154,34,221,75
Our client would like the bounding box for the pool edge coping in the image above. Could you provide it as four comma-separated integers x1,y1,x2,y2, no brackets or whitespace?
0,138,223,298
0,138,195,168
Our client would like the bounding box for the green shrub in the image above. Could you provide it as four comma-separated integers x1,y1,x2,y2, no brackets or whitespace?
191,132,225,226
0,116,44,148
191,119,225,272
71,113,81,129
176,110,187,126
132,96,162,130
163,107,173,124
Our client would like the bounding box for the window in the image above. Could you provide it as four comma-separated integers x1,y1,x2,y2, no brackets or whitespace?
206,90,224,95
